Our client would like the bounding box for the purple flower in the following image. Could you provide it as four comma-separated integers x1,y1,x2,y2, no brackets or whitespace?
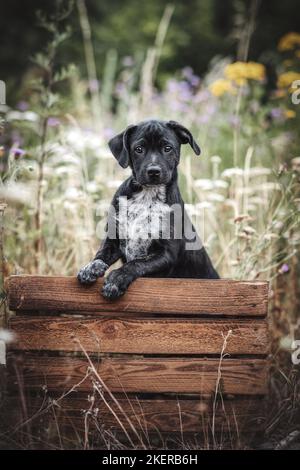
190,75,201,87
270,108,284,121
47,117,60,127
12,148,26,158
280,263,289,273
16,101,29,111
182,67,201,88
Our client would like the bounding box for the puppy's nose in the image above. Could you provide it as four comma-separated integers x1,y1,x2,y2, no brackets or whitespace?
147,165,161,178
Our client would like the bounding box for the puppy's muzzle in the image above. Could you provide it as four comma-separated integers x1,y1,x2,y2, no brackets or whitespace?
146,165,162,182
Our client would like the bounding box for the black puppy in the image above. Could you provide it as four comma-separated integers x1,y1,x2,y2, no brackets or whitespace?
78,119,219,299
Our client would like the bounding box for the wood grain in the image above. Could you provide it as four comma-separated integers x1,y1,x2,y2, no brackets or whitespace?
6,275,269,316
8,355,268,395
10,393,264,434
9,316,269,355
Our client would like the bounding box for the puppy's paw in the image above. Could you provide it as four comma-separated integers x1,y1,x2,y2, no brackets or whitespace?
102,281,125,300
77,259,108,285
101,270,130,300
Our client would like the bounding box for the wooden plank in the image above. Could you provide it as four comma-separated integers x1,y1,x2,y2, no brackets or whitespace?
6,275,269,316
10,393,264,434
8,355,268,395
9,316,269,355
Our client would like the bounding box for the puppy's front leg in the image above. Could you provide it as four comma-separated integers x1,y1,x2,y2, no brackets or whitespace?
102,249,173,299
77,237,121,285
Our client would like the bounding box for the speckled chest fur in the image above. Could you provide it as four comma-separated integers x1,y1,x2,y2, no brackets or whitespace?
118,184,171,261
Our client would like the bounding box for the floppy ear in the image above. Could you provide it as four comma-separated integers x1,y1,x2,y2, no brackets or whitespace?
167,120,201,155
108,125,136,168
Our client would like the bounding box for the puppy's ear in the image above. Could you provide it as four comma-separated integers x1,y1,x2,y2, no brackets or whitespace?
167,120,201,155
108,125,137,168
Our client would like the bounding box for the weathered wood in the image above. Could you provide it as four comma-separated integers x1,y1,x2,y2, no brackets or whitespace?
11,393,264,434
9,316,269,355
6,276,269,316
8,355,268,395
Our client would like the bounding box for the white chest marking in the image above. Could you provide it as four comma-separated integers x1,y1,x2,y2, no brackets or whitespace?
118,185,170,261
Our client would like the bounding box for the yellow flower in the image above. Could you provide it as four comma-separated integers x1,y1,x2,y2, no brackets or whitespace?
278,32,300,51
277,71,300,89
209,79,235,97
284,109,296,119
224,61,265,85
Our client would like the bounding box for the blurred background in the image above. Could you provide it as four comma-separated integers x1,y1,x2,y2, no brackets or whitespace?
0,0,300,449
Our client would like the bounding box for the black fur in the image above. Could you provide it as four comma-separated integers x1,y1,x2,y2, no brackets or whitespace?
77,119,219,299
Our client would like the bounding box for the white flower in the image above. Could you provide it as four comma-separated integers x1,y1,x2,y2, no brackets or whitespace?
246,167,271,177
221,168,244,178
86,181,98,193
23,111,39,122
207,193,225,202
194,179,214,190
65,187,82,200
214,179,228,189
195,201,214,210
211,155,222,164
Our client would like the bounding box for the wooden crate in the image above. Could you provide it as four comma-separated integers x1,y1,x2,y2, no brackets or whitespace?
6,275,269,445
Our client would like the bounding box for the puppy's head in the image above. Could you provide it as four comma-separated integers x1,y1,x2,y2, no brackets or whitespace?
108,119,200,186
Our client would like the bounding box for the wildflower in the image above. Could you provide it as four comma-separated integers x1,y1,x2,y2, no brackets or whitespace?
224,61,265,85
47,117,60,127
12,148,26,159
278,32,300,51
16,100,29,111
209,79,235,97
279,263,289,274
182,67,200,87
277,71,300,89
270,108,284,121
207,193,225,202
221,168,244,178
284,109,296,119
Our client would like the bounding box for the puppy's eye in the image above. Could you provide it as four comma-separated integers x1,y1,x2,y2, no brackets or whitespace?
135,146,144,154
164,145,172,153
